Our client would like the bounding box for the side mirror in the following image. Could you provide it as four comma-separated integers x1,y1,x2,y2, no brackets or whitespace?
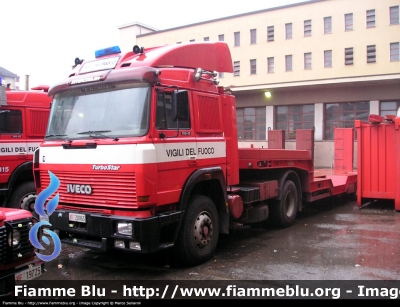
172,90,189,122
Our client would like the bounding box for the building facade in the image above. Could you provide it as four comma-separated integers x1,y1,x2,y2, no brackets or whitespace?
117,21,159,54
119,0,400,168
0,66,19,90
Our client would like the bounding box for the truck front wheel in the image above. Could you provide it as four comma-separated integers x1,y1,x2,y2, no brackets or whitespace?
175,195,219,266
269,180,298,228
9,181,36,212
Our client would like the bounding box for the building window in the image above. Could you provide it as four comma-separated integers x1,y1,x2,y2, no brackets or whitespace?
267,57,274,73
204,37,209,41
234,32,240,46
390,6,399,24
366,9,375,28
250,29,257,44
325,102,370,140
367,45,376,63
345,47,354,65
267,26,274,42
324,16,332,34
250,59,257,75
345,13,353,31
276,105,315,140
324,50,332,67
236,107,266,140
233,61,240,76
380,101,400,117
285,55,292,71
304,52,312,69
285,23,292,39
390,42,400,61
304,20,312,36
190,39,195,42
218,34,224,41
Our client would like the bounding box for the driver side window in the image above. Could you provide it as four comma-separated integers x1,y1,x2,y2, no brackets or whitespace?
0,110,22,134
156,92,190,130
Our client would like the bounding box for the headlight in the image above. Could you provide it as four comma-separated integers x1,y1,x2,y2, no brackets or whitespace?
8,229,21,247
117,222,132,236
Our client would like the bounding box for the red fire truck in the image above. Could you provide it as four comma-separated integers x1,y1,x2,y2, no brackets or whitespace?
33,42,357,266
0,207,44,296
0,86,51,211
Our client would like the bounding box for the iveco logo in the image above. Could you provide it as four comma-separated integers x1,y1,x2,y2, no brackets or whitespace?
66,184,92,194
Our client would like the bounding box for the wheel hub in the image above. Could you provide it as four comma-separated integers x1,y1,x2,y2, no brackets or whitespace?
21,195,37,213
193,212,213,249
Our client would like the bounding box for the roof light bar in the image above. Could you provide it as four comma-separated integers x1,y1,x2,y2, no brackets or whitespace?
95,46,121,58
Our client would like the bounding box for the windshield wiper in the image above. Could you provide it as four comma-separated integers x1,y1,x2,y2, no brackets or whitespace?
77,130,118,141
45,134,67,137
77,130,111,135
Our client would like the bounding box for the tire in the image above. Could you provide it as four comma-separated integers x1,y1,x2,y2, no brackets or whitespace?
269,180,298,228
175,195,219,266
8,181,37,211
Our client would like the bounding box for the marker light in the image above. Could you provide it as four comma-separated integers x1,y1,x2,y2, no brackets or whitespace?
95,46,121,58
129,242,141,250
114,240,125,248
74,58,84,66
133,45,144,54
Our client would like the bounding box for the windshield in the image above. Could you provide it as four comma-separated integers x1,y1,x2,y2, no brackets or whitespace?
46,84,150,140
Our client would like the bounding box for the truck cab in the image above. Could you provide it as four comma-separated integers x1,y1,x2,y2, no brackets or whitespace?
0,86,51,211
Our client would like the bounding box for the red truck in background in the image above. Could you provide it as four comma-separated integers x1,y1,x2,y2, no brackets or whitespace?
33,42,357,266
0,207,44,296
0,86,51,212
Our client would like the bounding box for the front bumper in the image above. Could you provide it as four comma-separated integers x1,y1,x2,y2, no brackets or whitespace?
0,259,45,297
48,210,182,253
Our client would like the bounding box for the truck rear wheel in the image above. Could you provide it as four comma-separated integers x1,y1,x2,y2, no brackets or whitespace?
9,181,36,212
175,195,219,266
269,180,298,228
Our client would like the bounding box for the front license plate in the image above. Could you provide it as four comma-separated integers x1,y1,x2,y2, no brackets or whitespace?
69,212,86,223
15,265,42,282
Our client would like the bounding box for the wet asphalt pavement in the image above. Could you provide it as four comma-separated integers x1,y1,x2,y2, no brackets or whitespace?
30,198,400,282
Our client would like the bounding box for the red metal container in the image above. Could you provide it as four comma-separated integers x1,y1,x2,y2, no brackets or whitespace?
355,115,400,210
268,129,285,149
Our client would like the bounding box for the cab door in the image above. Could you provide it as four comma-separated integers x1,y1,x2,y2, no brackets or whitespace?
0,108,27,185
152,90,197,205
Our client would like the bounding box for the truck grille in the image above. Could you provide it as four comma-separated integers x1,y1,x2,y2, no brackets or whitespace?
40,171,137,208
0,218,33,264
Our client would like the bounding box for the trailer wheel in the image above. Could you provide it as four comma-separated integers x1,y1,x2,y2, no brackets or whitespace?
175,195,219,266
270,180,298,228
9,181,37,211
